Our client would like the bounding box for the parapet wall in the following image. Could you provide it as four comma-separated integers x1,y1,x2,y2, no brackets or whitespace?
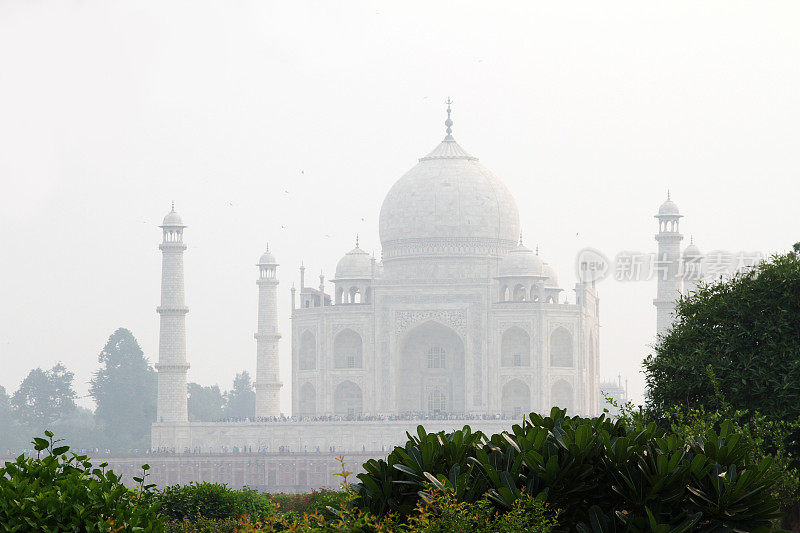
151,418,516,454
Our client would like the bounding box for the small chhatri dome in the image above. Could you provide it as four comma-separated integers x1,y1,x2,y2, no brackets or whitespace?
683,237,701,258
657,192,681,216
258,245,277,265
335,240,373,279
542,263,559,288
161,202,185,227
498,240,545,277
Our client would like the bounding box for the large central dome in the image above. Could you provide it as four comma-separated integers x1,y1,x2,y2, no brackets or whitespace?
379,114,520,266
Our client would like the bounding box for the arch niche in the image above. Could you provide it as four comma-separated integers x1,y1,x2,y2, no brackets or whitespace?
397,320,465,414
333,380,362,417
334,329,363,369
551,379,574,414
501,379,531,418
501,327,530,367
299,331,316,370
550,327,573,367
297,382,316,416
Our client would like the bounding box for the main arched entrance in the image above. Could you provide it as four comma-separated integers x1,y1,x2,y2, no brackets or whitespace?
397,321,465,414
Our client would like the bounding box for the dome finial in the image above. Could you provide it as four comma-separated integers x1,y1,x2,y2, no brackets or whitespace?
171,200,175,212
536,244,539,256
667,189,671,201
444,97,454,140
355,234,359,248
519,232,523,246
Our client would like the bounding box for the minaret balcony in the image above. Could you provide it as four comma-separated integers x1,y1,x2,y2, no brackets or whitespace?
155,362,190,371
156,306,189,314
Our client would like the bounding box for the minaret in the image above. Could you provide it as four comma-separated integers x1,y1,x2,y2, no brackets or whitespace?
254,245,282,418
654,193,683,338
156,203,189,423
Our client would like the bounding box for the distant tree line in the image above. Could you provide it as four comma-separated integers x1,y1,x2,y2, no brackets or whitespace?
0,328,256,453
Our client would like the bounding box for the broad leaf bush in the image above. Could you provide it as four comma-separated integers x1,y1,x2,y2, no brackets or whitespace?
0,431,164,532
353,408,785,532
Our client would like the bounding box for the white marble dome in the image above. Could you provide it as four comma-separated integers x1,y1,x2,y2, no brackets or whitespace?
658,199,680,216
379,136,520,261
335,246,372,279
162,208,185,227
499,243,544,277
683,243,701,258
258,248,277,265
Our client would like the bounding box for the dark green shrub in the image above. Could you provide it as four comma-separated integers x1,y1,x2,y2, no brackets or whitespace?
153,481,277,522
353,408,785,532
0,431,164,532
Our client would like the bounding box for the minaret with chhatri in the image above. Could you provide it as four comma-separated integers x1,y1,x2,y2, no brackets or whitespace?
653,192,683,338
155,203,190,423
255,245,282,418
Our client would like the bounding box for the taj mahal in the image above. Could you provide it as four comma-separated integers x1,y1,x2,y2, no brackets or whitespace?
151,103,617,454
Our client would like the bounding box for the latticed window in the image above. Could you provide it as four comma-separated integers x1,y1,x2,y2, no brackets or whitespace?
428,389,447,414
427,346,446,368
512,353,522,367
347,355,356,368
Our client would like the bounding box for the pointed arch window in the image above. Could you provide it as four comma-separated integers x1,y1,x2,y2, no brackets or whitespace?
428,389,447,414
427,346,446,369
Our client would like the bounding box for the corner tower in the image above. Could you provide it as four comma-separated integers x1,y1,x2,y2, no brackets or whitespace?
156,203,189,423
654,193,683,338
255,246,282,418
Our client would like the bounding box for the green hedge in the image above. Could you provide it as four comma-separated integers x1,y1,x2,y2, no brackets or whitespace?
151,482,344,522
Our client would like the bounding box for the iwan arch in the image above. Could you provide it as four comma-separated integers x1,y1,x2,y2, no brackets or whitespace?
151,103,600,453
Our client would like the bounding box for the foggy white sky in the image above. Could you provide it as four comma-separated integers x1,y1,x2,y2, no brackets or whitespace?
1,1,798,411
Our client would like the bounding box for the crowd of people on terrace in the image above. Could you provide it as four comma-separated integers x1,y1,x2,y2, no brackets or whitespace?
211,412,520,423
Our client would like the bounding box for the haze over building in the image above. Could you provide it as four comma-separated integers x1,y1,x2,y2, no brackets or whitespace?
152,105,601,452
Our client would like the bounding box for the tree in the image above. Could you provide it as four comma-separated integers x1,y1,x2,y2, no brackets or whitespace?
224,371,255,419
188,383,225,422
89,328,156,451
11,364,76,429
644,248,800,421
0,386,10,429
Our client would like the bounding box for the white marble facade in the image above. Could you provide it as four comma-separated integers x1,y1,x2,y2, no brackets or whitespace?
290,108,600,421
152,107,601,452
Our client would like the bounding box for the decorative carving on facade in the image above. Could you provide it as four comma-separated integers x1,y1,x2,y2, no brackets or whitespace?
498,322,532,335
332,375,364,388
548,374,575,385
382,237,516,259
548,322,575,335
500,374,534,387
394,309,467,336
331,323,363,336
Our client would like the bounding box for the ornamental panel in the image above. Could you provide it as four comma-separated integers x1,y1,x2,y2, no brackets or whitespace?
394,309,467,336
